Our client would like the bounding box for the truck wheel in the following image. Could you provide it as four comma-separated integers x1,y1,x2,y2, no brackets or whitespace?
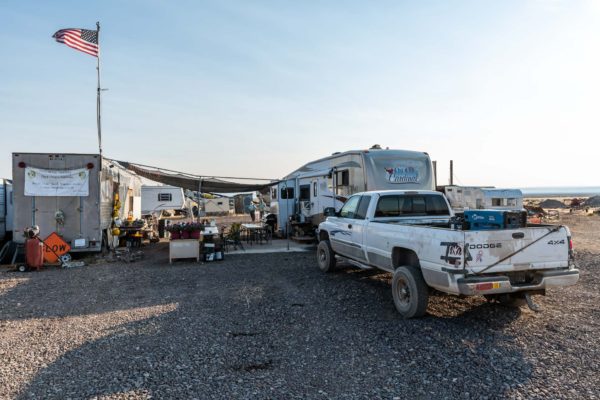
392,266,429,318
317,240,336,272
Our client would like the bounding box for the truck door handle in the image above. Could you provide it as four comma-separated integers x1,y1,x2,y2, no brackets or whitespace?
348,224,352,229
512,232,524,239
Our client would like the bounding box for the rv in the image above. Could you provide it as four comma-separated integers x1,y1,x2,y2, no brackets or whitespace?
141,185,187,214
0,179,13,242
443,186,523,211
203,197,233,216
11,153,142,252
271,146,435,236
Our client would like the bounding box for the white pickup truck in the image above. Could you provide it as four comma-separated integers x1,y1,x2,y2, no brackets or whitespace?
316,190,579,318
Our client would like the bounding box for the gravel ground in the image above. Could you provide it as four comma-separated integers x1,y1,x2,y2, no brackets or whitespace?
1,228,599,399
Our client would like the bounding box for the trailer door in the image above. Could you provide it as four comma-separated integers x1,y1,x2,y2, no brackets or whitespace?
311,179,320,218
277,179,295,236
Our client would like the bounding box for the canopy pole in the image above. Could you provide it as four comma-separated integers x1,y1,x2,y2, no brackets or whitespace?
197,178,202,222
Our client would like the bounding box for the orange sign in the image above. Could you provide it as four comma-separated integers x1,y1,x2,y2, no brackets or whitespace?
43,232,71,263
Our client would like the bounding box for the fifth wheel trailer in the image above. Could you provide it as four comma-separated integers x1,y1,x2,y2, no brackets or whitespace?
11,153,142,252
270,146,435,236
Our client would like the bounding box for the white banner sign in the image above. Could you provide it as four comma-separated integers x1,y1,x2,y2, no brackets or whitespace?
24,167,89,197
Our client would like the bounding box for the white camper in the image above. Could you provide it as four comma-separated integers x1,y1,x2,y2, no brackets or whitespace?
443,186,523,211
271,146,435,236
203,197,233,215
141,186,186,214
12,153,142,252
0,179,14,242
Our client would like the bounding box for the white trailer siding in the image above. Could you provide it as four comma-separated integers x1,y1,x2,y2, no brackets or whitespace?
203,198,232,215
444,186,523,211
141,186,186,214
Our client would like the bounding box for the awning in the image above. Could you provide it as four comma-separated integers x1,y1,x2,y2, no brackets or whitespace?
114,160,275,194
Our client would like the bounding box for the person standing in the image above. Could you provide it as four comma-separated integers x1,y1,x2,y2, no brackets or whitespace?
248,201,256,222
258,198,266,219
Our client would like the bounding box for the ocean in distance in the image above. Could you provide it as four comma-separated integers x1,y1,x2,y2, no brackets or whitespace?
519,186,600,198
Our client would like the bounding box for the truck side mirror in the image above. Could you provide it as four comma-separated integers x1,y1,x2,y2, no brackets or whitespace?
323,207,337,217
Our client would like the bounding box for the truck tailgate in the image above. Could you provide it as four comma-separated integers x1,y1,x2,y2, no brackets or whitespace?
463,225,570,273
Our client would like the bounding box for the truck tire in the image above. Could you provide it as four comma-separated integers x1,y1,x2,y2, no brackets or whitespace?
317,240,336,272
392,266,429,318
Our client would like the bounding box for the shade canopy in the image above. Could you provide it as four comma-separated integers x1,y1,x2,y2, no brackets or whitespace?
115,160,274,194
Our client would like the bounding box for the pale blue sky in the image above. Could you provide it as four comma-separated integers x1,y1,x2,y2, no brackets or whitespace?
1,0,598,187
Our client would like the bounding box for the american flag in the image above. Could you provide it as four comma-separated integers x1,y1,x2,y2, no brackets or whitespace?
52,28,99,57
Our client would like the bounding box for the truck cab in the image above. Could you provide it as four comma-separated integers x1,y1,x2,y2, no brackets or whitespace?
322,190,453,263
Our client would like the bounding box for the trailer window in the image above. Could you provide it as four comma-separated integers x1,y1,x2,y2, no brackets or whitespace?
492,198,517,207
313,181,317,197
374,195,449,217
336,170,350,186
158,193,172,202
299,185,310,201
281,187,294,199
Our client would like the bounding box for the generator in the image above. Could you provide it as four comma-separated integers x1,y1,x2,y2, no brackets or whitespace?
463,210,527,230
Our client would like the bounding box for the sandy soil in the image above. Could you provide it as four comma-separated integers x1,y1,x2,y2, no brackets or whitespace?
544,212,600,254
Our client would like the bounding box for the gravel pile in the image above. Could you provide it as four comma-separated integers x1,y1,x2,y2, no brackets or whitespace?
0,243,598,399
583,196,600,207
538,199,566,209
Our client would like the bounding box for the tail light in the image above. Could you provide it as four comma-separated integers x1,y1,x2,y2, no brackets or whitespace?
568,236,574,260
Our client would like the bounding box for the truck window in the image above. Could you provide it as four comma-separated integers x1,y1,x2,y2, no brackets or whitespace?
339,196,360,219
355,195,372,220
374,194,449,217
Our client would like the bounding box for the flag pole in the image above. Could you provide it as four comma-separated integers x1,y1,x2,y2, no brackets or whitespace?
96,21,102,156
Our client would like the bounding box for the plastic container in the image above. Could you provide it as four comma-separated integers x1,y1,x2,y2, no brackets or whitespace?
25,238,44,270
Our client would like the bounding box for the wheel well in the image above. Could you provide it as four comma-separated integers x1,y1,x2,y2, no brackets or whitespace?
391,247,420,269
319,230,329,241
